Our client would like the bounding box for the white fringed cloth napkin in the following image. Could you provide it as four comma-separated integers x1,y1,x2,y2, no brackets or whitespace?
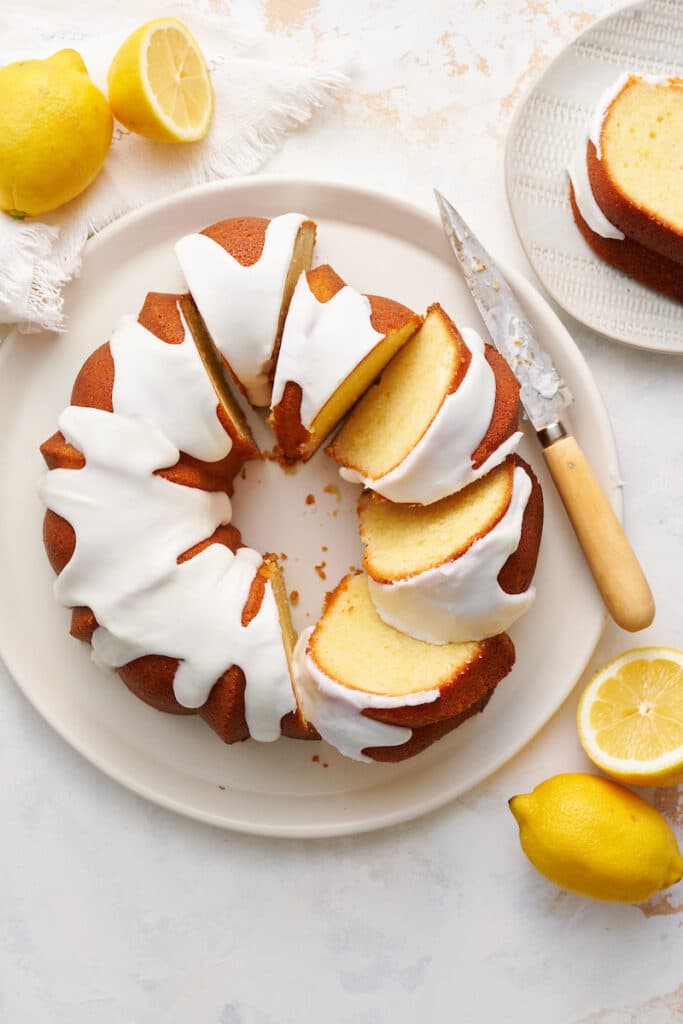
0,3,346,334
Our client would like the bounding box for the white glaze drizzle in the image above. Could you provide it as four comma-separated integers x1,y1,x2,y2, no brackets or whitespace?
367,466,535,643
339,327,522,506
109,309,234,462
568,73,674,239
588,73,633,160
567,151,625,241
175,212,308,407
293,629,440,762
40,308,296,741
270,272,383,428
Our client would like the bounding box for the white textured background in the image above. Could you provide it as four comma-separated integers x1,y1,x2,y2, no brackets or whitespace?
2,2,683,1021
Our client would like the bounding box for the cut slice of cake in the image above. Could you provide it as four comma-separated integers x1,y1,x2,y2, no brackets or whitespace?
293,573,515,762
175,213,317,407
358,456,543,642
326,303,521,505
586,74,683,266
567,73,683,302
269,264,421,461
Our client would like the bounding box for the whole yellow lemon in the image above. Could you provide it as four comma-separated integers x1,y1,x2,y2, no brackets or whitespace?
0,49,113,218
509,772,683,903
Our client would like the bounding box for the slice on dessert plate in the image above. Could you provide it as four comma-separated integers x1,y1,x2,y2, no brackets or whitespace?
568,73,683,304
505,0,683,351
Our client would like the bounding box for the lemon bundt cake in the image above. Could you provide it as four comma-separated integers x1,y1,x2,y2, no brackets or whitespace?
358,456,543,643
269,264,421,461
326,304,521,505
293,573,515,762
40,292,312,744
568,74,683,302
38,213,545,767
175,214,317,406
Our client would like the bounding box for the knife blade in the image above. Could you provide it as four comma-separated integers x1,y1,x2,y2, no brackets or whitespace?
433,188,654,633
434,188,572,435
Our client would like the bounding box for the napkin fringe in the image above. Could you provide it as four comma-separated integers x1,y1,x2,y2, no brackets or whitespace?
202,69,348,179
0,220,70,334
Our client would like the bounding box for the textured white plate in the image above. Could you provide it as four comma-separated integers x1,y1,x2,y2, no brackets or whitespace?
0,178,616,837
505,0,683,353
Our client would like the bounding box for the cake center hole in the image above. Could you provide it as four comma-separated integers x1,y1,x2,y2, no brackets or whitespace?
230,426,363,633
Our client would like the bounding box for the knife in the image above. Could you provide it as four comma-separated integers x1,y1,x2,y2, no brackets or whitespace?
434,188,654,632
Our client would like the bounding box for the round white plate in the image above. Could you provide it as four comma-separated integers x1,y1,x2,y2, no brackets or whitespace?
0,178,615,837
505,0,683,354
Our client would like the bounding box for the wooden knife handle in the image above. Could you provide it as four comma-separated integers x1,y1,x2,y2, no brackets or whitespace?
543,434,655,632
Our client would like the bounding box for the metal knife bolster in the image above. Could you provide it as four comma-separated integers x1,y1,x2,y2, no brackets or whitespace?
434,189,573,433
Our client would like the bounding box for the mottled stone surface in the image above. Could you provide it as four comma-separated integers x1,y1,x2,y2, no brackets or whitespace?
2,1,682,1021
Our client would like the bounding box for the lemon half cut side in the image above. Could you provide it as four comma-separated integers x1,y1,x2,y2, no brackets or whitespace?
108,18,214,143
577,647,683,787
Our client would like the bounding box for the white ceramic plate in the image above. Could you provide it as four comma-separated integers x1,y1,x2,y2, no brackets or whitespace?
505,0,683,353
0,178,615,837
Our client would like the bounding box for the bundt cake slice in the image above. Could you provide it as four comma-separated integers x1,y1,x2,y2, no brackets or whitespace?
293,573,515,762
269,265,421,461
567,74,683,302
326,304,521,505
586,74,683,266
175,213,317,407
358,456,543,642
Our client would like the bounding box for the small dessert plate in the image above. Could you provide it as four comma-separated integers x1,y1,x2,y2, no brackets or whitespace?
505,0,683,353
0,178,616,837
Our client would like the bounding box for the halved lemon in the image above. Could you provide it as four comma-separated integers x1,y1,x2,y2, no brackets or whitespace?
108,18,213,143
577,647,683,787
